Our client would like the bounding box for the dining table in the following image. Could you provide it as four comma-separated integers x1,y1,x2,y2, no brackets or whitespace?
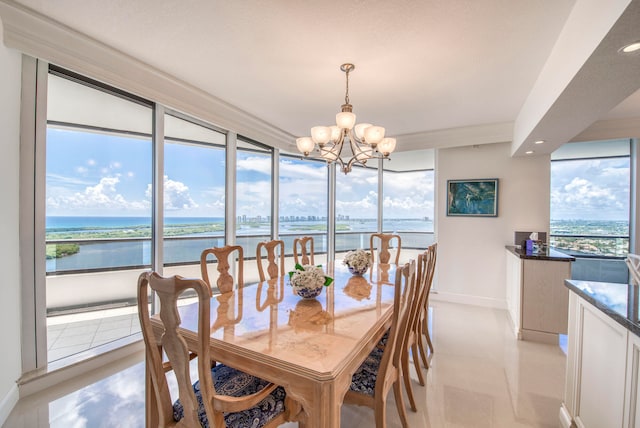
147,261,398,428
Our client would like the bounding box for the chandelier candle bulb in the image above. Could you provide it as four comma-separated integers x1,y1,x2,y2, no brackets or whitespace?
311,126,332,144
296,137,315,155
378,138,397,156
363,126,385,145
355,123,372,140
296,63,397,174
330,125,342,141
336,112,356,129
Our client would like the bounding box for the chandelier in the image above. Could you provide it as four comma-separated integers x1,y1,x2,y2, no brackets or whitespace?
295,63,397,174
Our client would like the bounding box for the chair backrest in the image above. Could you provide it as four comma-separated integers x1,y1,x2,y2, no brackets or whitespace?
370,233,402,265
201,245,244,294
138,272,217,427
293,236,315,266
376,259,417,389
256,240,285,281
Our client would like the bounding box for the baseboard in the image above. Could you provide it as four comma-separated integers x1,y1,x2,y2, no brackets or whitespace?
430,290,507,310
559,403,574,428
0,383,19,426
521,329,560,344
505,311,522,339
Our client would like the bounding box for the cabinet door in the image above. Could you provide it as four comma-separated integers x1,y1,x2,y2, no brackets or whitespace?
625,333,640,428
522,260,570,334
575,297,627,428
505,250,522,337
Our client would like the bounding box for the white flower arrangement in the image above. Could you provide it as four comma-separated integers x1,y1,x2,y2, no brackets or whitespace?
288,264,333,289
343,249,371,271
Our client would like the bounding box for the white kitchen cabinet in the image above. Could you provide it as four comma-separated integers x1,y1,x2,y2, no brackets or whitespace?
562,283,640,428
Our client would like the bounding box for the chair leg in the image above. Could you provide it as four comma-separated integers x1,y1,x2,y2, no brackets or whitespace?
411,343,425,386
374,394,387,428
418,331,430,370
393,379,410,428
423,315,434,354
401,348,417,411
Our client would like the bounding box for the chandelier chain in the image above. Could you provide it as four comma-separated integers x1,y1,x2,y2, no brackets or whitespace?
344,67,350,105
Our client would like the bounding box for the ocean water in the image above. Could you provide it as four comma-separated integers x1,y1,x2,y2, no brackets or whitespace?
46,216,224,230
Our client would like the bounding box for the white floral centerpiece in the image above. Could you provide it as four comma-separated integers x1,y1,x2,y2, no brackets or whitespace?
343,249,371,275
288,264,333,299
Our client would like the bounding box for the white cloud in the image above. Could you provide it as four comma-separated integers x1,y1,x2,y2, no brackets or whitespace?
164,177,198,210
551,158,629,220
237,155,271,174
47,175,149,214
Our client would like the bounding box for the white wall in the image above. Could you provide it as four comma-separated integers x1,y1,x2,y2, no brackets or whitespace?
435,142,550,308
0,39,23,421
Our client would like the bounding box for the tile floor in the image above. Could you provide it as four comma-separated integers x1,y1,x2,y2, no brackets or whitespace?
5,300,566,427
47,307,141,362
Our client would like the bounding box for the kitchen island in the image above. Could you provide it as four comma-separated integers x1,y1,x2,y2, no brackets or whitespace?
505,245,575,343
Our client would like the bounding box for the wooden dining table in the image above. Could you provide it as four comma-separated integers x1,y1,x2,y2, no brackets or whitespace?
147,262,397,428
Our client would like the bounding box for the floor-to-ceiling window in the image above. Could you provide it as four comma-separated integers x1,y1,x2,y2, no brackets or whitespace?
550,139,631,282
278,154,328,261
382,167,435,250
335,165,378,256
162,113,226,280
45,68,153,362
236,138,273,282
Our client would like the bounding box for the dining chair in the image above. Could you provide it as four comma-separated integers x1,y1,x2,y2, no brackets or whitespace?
293,236,315,266
200,245,244,294
370,233,402,265
417,243,437,372
256,239,285,282
399,243,437,412
343,259,417,428
137,271,299,428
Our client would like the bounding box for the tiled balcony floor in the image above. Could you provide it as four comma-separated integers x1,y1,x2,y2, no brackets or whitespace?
47,307,141,362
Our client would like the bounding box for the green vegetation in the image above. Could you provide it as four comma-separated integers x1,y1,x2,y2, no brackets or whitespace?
46,243,79,259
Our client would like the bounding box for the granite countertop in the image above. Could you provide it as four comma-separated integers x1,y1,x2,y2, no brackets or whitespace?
505,245,576,262
565,279,640,338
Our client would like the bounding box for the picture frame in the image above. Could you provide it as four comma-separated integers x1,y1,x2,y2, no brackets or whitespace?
446,178,499,217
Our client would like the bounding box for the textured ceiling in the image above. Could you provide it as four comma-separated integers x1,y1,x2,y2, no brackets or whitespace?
8,0,640,152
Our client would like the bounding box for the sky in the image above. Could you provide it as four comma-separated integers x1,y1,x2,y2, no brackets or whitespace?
550,157,629,221
45,128,435,220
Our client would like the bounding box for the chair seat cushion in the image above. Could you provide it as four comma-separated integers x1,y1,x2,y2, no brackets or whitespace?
350,348,383,396
173,364,286,428
378,329,389,346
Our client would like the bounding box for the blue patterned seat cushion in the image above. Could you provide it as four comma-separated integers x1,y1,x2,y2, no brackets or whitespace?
378,329,389,347
350,347,384,396
173,364,286,428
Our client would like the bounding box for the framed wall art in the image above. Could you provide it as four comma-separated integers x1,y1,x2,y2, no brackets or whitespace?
446,178,498,217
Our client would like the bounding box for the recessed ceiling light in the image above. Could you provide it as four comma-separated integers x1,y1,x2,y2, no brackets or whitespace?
620,41,640,54
534,140,545,145
525,150,534,155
